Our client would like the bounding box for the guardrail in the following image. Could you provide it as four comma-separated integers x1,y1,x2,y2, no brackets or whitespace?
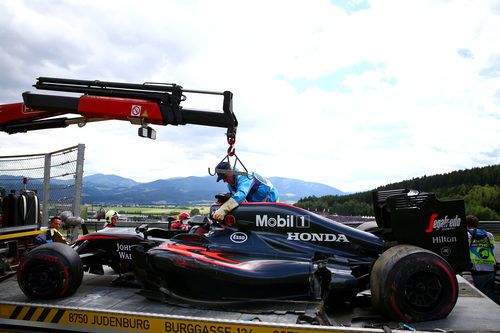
478,221,500,235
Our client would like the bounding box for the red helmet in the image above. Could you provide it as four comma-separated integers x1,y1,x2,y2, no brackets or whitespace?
179,212,190,220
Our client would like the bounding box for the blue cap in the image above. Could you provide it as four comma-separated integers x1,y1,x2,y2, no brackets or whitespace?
216,162,230,182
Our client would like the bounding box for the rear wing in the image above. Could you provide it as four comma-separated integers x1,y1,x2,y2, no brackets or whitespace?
372,189,470,273
0,77,238,142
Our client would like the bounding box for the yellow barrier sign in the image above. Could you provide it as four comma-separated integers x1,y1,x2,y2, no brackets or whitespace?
0,302,387,333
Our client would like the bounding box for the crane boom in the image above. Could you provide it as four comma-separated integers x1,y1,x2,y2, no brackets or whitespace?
0,77,238,142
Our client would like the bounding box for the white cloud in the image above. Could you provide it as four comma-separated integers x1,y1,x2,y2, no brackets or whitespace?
1,0,499,193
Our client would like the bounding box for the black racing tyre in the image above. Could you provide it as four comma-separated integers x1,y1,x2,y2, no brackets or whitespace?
370,244,458,322
18,242,83,299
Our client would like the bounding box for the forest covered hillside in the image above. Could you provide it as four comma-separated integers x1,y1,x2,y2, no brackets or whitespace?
295,165,500,220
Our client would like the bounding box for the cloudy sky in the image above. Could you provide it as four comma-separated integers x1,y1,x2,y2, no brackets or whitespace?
1,0,499,193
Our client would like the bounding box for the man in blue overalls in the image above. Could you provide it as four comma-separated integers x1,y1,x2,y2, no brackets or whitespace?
213,162,279,221
467,215,496,301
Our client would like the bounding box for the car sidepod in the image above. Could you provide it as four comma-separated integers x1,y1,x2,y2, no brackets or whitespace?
133,203,383,306
140,241,315,301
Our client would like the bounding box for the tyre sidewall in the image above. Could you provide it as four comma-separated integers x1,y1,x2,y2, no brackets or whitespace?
371,245,458,322
18,243,83,299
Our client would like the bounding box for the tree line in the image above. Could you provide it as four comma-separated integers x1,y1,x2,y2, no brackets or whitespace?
295,164,500,221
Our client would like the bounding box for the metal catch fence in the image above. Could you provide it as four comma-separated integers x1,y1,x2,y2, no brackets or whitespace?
0,144,85,226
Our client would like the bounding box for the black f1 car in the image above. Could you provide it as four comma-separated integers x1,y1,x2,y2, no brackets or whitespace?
16,215,208,298
2,78,471,323
16,189,470,323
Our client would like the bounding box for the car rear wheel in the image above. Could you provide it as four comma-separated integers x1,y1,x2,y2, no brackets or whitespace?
370,244,458,322
18,242,83,299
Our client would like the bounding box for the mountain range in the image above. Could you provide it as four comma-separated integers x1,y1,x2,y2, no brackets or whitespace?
82,174,344,205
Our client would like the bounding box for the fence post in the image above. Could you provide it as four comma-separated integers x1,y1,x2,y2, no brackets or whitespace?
42,153,51,227
71,144,85,240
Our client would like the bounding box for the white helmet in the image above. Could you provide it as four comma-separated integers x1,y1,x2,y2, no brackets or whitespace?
105,210,119,225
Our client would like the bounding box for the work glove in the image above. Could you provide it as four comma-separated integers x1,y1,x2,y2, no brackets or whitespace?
213,197,239,220
50,229,69,245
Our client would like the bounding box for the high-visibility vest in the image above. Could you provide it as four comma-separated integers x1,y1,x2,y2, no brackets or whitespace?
468,229,496,270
